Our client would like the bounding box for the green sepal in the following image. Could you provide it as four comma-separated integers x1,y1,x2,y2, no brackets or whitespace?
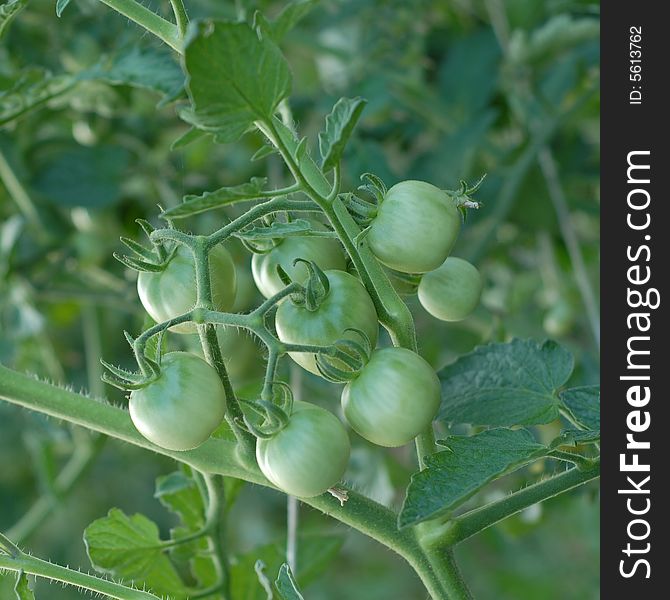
292,259,330,311
120,236,157,262
113,252,164,273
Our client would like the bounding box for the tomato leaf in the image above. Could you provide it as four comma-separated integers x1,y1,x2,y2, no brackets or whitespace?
183,21,292,142
162,177,270,219
559,385,600,431
399,428,547,528
438,338,573,427
83,508,187,597
154,470,206,531
274,564,305,600
319,97,367,171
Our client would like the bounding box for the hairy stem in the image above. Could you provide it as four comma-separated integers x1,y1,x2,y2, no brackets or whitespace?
0,552,160,599
96,0,182,52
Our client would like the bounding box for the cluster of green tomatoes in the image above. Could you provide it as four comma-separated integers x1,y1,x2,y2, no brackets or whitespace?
115,181,483,498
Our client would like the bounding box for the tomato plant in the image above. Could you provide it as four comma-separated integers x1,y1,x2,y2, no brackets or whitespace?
0,2,600,599
129,351,227,451
341,347,440,447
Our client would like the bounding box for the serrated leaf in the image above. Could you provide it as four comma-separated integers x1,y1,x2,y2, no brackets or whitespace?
0,0,27,38
399,429,547,528
84,508,187,597
438,339,574,427
257,0,318,42
319,97,367,171
162,177,269,219
235,219,313,241
230,534,343,600
154,470,205,531
55,0,71,18
183,21,291,142
559,385,600,431
275,564,305,600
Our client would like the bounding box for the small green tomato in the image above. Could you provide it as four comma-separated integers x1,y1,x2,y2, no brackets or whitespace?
341,347,440,447
418,257,482,322
129,352,227,451
256,401,350,497
137,245,236,334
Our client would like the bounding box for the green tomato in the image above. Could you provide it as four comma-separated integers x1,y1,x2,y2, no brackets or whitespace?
256,401,350,497
275,270,379,376
418,257,482,322
341,347,440,447
137,245,236,334
129,352,227,451
251,222,347,298
367,180,461,273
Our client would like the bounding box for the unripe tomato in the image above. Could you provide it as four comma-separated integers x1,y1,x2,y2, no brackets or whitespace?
367,181,461,273
275,270,379,375
251,222,347,299
137,245,236,334
256,401,350,497
418,257,482,321
129,352,227,451
341,347,440,447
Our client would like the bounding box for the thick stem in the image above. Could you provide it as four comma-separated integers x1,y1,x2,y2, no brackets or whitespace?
169,0,189,37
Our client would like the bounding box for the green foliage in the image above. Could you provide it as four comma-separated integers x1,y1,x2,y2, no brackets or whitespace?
183,21,291,141
438,339,574,427
319,97,367,171
400,429,547,527
84,508,188,596
0,1,600,598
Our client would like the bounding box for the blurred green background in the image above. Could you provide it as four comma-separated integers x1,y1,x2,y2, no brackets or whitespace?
1,0,599,598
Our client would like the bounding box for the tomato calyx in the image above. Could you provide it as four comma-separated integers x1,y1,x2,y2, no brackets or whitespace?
237,382,293,439
101,330,164,391
282,259,331,311
114,217,179,273
315,328,373,383
443,174,486,221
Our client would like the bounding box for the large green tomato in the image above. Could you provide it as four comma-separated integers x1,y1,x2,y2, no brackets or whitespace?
418,257,482,321
367,180,461,273
251,222,347,298
256,401,350,497
275,270,379,375
137,245,236,334
129,352,227,451
341,347,440,447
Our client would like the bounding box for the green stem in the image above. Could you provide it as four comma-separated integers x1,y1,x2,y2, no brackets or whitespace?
200,473,230,599
0,552,160,600
169,0,189,37
0,148,42,230
96,0,182,52
427,462,600,548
